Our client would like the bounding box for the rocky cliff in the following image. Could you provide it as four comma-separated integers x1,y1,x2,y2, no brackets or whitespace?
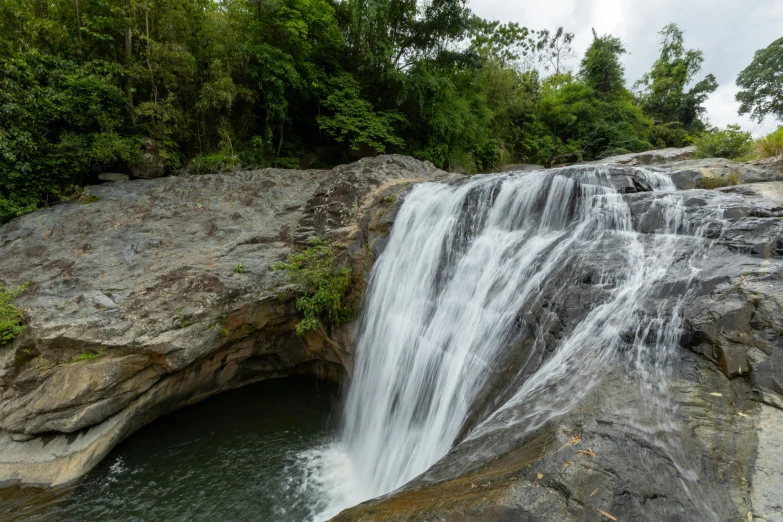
334,156,783,522
0,155,454,487
1,151,782,522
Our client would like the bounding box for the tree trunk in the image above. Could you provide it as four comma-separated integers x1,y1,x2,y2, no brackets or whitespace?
277,119,284,156
75,0,83,56
144,0,157,103
125,26,134,108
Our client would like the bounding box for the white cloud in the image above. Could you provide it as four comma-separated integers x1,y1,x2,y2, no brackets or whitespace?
469,0,783,136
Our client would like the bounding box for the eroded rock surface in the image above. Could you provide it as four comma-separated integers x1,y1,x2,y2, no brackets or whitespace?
0,155,453,486
598,147,783,190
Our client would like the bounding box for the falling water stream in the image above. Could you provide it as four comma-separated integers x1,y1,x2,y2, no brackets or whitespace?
298,166,722,520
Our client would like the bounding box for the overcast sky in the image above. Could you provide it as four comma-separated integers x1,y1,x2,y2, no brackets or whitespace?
469,0,783,136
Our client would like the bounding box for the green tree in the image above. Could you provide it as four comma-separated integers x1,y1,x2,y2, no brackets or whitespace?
241,0,344,157
534,27,576,75
736,37,783,123
0,51,139,222
317,74,405,153
635,24,717,131
540,74,651,164
580,30,627,99
469,19,532,64
533,31,653,163
412,67,500,173
693,124,753,160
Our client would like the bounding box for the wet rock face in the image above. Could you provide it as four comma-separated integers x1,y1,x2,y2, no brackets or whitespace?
0,155,453,486
334,180,783,522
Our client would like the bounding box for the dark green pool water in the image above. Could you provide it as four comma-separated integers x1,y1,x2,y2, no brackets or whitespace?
1,376,339,522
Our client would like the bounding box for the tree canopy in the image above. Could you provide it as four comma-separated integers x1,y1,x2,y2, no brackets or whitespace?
635,24,717,136
0,4,735,223
736,37,783,123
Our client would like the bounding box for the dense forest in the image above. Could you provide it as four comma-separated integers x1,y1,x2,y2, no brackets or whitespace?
0,0,781,224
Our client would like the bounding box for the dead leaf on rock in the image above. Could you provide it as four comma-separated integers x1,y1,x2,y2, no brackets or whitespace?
570,435,582,444
598,509,617,521
578,448,596,459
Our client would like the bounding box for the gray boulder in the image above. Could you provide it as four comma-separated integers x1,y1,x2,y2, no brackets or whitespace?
598,146,783,190
597,146,696,166
662,158,783,189
0,155,453,486
129,137,166,179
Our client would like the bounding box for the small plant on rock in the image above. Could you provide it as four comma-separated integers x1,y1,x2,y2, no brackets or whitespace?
1,282,29,345
696,170,741,189
234,262,245,274
275,237,353,335
69,350,102,363
175,306,193,328
79,190,101,204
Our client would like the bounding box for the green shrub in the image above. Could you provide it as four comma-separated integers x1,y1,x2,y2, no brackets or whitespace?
269,157,301,169
175,307,193,328
0,282,30,345
0,52,140,224
755,127,783,158
597,147,631,160
275,238,352,335
648,122,694,148
693,125,754,159
189,153,240,174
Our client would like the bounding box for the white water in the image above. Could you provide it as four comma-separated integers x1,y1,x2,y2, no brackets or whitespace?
297,166,719,521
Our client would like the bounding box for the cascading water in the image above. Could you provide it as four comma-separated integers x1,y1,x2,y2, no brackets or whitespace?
297,166,719,521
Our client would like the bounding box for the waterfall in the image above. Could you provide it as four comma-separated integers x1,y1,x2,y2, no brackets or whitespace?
297,166,715,521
